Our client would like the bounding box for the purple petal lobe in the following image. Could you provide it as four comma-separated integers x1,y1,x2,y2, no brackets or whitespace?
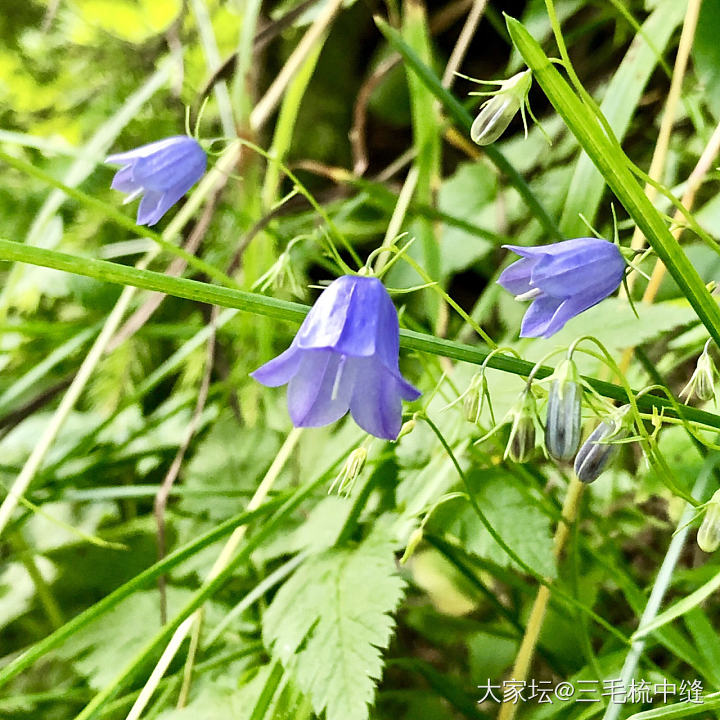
251,346,302,387
136,190,166,226
110,165,137,193
520,296,563,337
349,359,403,440
497,257,537,295
287,350,354,427
105,136,192,165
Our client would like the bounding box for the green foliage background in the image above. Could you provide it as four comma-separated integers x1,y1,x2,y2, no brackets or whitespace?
1,1,720,719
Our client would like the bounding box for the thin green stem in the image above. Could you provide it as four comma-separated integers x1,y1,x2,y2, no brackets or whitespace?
1,238,720,432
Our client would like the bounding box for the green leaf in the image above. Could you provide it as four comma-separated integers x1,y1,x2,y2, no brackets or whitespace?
263,528,406,720
437,163,496,278
58,589,206,689
692,0,720,121
439,471,556,578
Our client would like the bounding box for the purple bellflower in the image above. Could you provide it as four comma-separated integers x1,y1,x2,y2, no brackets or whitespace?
105,136,207,226
251,274,421,440
498,237,626,338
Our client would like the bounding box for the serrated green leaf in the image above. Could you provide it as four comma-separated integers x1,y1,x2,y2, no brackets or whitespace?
441,471,556,578
263,529,406,720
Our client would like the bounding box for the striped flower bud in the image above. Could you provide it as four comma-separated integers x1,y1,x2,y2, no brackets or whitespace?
698,489,720,553
574,405,632,483
681,344,716,403
470,70,532,146
545,358,582,461
463,372,488,424
505,388,539,463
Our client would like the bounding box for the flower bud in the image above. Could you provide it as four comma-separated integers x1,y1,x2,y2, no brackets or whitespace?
463,372,488,424
545,358,582,461
574,405,632,483
396,418,416,440
400,527,424,564
470,70,532,146
698,489,720,553
330,447,367,494
505,388,538,463
681,345,716,402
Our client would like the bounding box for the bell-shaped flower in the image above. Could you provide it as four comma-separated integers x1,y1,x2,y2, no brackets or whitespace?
105,135,207,226
251,274,421,440
498,237,625,338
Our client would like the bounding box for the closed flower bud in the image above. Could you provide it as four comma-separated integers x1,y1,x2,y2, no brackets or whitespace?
574,405,632,483
330,447,367,494
505,388,538,463
396,417,416,440
545,358,582,461
463,372,488,424
470,69,532,146
400,527,424,564
681,344,716,403
698,489,720,553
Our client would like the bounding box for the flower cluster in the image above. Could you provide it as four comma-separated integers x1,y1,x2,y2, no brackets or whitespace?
471,354,634,484
103,124,630,448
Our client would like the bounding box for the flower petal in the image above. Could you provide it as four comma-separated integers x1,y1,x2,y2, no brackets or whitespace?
110,165,139,193
136,190,166,226
251,346,302,387
531,239,624,299
105,136,189,165
349,358,404,440
296,275,396,358
521,290,609,338
136,178,196,226
497,257,538,295
519,296,563,337
295,276,356,351
287,350,354,427
132,137,206,192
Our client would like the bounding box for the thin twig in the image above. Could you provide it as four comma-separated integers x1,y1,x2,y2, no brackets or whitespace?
249,0,345,131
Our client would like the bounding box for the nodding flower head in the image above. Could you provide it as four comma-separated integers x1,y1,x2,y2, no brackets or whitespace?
105,135,207,226
251,274,421,440
498,237,626,338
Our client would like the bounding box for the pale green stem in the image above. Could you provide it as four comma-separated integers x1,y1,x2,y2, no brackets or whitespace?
602,456,717,720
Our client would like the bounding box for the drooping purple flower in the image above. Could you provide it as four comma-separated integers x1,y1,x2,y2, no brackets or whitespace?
498,237,626,338
251,274,421,440
105,136,207,226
